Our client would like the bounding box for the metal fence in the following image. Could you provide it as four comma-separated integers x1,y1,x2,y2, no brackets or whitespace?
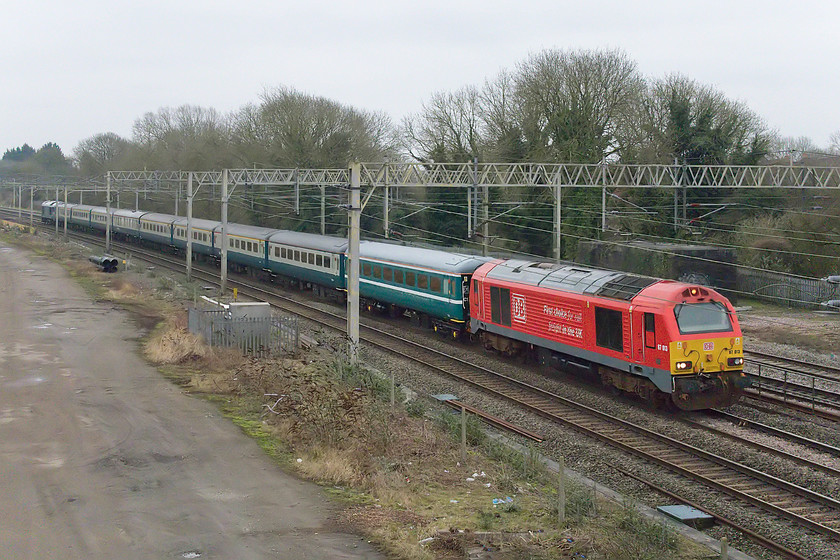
188,307,299,356
737,269,839,309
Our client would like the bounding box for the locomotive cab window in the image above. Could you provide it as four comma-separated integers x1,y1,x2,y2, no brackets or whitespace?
595,307,623,352
490,286,511,326
644,313,656,349
674,302,732,334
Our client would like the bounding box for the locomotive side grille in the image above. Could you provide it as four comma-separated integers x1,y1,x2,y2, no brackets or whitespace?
595,274,657,301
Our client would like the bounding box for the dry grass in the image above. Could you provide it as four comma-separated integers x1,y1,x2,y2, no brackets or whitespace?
145,322,208,364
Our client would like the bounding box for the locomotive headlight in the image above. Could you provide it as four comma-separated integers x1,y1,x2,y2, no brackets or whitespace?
675,361,692,371
727,357,744,367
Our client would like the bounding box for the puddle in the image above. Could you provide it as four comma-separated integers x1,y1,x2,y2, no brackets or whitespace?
182,552,201,558
32,323,52,329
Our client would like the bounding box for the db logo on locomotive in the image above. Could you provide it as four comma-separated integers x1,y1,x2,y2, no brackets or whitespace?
703,341,715,351
512,294,527,322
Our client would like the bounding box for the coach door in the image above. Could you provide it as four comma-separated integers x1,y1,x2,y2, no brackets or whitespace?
462,275,471,317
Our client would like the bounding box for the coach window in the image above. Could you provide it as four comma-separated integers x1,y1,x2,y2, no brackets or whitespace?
406,271,415,286
363,262,372,276
595,307,624,353
316,254,323,267
384,267,393,282
418,274,428,290
373,265,382,279
308,253,315,265
490,286,511,326
430,276,441,293
644,313,656,349
292,250,298,261
395,269,404,284
323,256,331,269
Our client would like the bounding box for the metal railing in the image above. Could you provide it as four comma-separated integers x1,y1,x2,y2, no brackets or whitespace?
188,308,298,356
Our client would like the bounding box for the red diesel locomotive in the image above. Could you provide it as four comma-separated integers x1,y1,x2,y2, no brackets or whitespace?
469,259,748,411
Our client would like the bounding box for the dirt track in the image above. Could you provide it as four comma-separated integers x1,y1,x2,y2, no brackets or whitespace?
0,244,382,559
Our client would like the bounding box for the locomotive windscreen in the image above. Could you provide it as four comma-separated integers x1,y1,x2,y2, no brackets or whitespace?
674,302,733,334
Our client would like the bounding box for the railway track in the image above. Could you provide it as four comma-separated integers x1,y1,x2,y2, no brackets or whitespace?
743,350,840,421
7,208,840,557
682,411,840,478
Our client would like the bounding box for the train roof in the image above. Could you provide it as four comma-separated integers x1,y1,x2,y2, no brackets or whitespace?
139,213,177,224
112,209,146,219
267,230,348,253
483,259,658,301
68,204,101,213
223,223,278,240
172,216,221,231
361,241,492,273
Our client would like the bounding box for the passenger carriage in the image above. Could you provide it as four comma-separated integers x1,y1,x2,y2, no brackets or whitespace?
266,230,346,290
112,209,146,240
55,202,76,227
172,217,220,257
68,204,97,229
357,242,491,334
89,207,112,232
224,224,277,271
138,213,176,246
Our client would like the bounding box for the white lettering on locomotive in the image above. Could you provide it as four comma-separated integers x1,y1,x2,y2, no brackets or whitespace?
548,322,583,339
542,305,582,323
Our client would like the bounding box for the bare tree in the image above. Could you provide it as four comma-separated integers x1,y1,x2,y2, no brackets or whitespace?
829,131,840,155
231,86,395,169
401,86,484,163
131,105,234,170
73,133,131,176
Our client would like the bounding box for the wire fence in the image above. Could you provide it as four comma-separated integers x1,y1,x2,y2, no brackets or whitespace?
737,269,839,309
188,307,299,356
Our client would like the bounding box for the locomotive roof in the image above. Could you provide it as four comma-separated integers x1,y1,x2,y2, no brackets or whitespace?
267,230,349,253
361,241,492,273
485,259,658,301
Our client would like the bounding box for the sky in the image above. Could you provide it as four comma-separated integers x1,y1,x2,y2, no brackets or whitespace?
3,0,839,158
